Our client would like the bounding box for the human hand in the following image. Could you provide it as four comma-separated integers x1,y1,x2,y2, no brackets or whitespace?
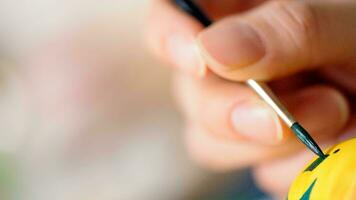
146,0,356,197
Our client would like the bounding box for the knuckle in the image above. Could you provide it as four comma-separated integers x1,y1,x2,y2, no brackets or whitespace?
269,0,320,36
265,1,321,64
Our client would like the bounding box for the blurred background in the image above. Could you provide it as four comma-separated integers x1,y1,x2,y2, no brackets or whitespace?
0,1,268,199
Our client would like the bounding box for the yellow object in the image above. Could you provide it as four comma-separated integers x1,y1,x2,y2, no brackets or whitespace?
288,138,356,200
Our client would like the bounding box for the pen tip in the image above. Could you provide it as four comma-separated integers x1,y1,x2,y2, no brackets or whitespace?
291,123,326,159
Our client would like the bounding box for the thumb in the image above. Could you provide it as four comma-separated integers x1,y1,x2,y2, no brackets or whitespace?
196,1,356,81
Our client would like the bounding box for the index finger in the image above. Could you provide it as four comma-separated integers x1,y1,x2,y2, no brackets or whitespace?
145,0,205,76
145,0,264,76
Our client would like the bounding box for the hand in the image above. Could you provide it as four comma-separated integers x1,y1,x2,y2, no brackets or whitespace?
146,0,356,198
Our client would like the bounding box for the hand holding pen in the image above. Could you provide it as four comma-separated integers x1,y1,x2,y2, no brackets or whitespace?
145,0,356,197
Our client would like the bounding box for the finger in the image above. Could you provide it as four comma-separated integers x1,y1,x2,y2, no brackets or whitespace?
196,0,356,81
338,114,356,142
175,73,350,145
146,0,205,76
185,123,300,171
320,65,356,98
174,73,285,145
145,0,265,76
285,86,350,141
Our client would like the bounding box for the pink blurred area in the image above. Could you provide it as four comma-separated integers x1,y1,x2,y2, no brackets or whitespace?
0,1,219,199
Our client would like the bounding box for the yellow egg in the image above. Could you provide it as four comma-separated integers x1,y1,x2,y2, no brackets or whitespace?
288,138,356,200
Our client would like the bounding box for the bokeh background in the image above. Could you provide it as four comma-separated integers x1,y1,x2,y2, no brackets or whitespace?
0,1,268,199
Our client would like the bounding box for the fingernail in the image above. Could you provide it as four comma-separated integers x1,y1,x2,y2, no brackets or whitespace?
197,21,265,69
166,34,206,77
231,100,282,144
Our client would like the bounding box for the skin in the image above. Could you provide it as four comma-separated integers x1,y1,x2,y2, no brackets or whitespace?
145,0,356,198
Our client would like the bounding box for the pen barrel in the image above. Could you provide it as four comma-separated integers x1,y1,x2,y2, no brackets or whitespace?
246,79,296,127
174,0,212,26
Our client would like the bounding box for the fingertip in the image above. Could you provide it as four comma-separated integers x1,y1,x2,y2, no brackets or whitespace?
147,0,206,76
287,86,350,140
166,34,207,76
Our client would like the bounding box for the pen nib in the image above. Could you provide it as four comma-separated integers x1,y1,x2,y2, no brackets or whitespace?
291,123,326,159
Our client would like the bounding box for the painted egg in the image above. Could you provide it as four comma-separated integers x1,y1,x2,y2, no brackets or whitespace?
288,138,356,200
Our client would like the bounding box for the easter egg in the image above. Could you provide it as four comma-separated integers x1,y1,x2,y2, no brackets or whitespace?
288,138,356,200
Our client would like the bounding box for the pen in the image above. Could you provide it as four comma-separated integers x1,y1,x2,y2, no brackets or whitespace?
173,0,326,159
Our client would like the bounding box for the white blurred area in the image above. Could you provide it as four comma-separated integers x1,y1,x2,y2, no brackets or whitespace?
0,1,215,199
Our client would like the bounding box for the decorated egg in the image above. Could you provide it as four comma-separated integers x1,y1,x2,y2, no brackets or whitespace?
288,138,356,200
